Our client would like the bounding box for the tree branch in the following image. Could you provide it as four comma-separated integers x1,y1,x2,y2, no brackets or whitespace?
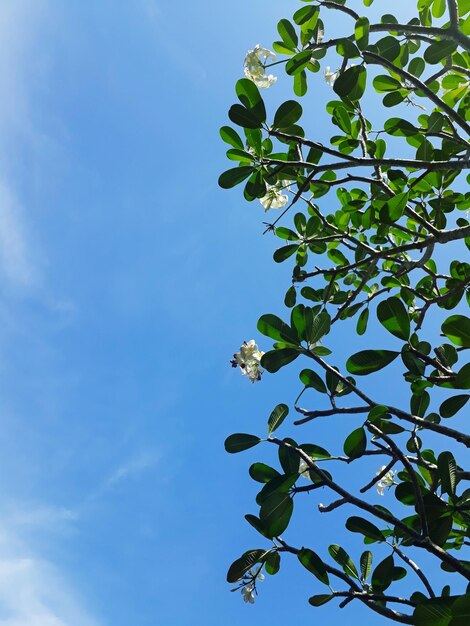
363,50,470,136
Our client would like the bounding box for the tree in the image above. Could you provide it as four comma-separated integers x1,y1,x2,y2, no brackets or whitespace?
219,1,470,624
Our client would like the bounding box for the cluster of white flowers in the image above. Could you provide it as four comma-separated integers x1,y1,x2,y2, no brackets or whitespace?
376,466,396,496
231,340,265,383
259,181,290,211
244,44,277,88
241,569,265,604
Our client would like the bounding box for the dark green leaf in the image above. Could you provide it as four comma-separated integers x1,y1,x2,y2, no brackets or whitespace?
258,313,298,343
268,403,289,435
424,40,458,64
227,549,267,582
225,433,261,454
360,551,373,581
249,463,280,483
377,296,410,340
346,516,384,542
357,308,369,335
371,554,395,592
440,394,470,418
273,100,303,129
333,66,367,101
298,548,329,585
274,244,298,263
265,551,281,575
235,78,266,122
261,348,300,373
228,104,262,129
328,544,359,579
259,492,293,537
344,427,367,459
218,166,254,189
299,369,327,393
442,315,470,347
347,350,399,375
437,451,457,496
309,594,335,607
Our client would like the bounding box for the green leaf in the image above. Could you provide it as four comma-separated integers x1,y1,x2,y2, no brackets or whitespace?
286,50,313,75
328,544,359,579
451,594,470,626
244,514,268,538
442,315,470,347
360,551,373,581
220,126,244,149
385,191,409,222
249,463,280,483
294,70,308,97
228,104,262,129
261,348,300,373
456,363,470,389
346,516,384,542
274,244,298,263
259,492,293,537
273,100,303,130
277,18,298,49
437,451,457,496
333,66,367,101
354,16,370,50
299,369,327,393
298,548,329,585
218,166,254,189
265,551,281,575
258,313,298,343
357,308,369,335
308,594,335,606
310,310,331,343
284,285,297,308
377,296,410,340
225,433,261,454
235,78,266,122
344,427,367,459
227,549,267,582
371,554,395,592
346,350,399,375
373,74,401,92
424,39,458,64
440,394,470,418
268,403,289,435
413,596,454,626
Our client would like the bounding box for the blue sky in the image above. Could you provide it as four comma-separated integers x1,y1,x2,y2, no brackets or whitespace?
0,1,466,625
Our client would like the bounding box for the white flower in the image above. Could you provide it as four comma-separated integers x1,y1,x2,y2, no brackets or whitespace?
259,181,290,211
316,28,324,44
324,64,355,87
248,568,265,582
242,585,255,604
244,44,277,88
376,466,396,496
324,66,339,87
298,459,312,481
232,340,265,383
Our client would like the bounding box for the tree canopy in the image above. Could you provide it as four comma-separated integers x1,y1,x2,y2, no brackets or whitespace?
220,1,470,624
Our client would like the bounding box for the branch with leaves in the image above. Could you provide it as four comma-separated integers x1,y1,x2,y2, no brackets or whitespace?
220,1,470,624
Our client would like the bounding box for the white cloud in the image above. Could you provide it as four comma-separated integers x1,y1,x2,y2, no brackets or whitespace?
0,0,53,290
0,181,37,287
0,509,101,626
